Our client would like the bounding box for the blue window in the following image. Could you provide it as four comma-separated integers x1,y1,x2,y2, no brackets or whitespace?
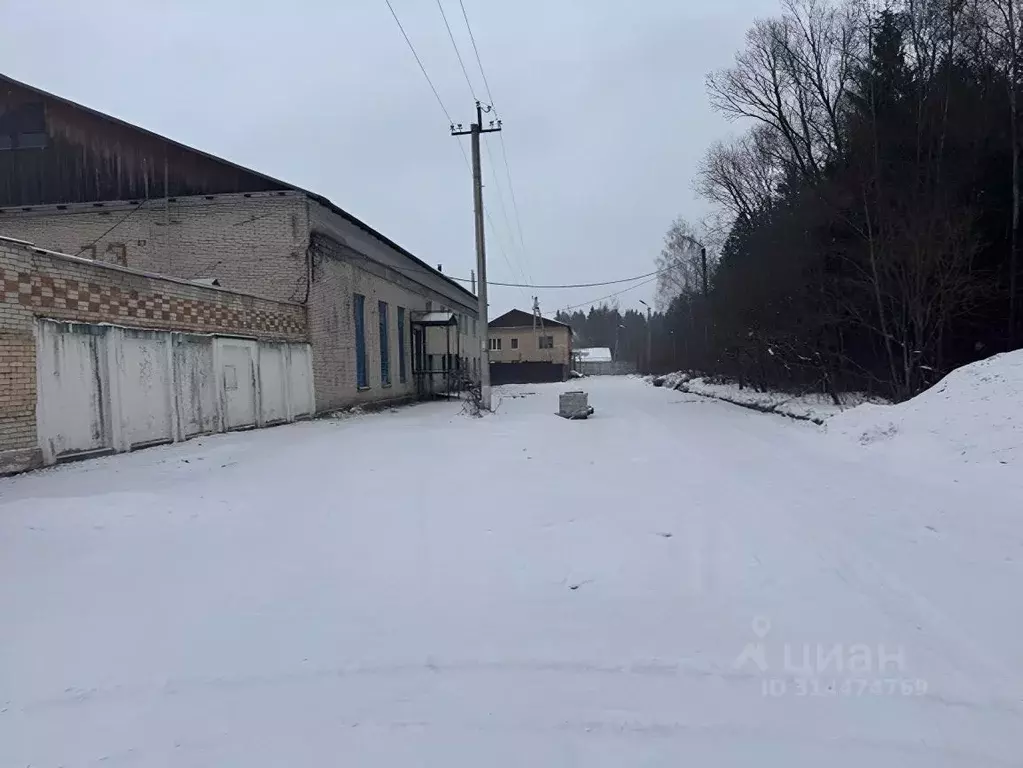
397,307,407,383
379,300,390,386
354,293,367,388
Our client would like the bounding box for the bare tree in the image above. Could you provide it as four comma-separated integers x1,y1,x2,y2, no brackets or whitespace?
655,217,708,309
986,0,1022,343
696,126,783,221
707,0,856,183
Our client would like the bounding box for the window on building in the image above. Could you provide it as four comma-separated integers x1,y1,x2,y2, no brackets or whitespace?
379,300,390,386
539,335,554,349
397,307,407,384
472,317,477,336
510,338,519,349
489,337,502,351
354,294,368,388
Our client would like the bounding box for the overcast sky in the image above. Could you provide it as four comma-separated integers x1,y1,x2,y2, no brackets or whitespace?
1,0,778,316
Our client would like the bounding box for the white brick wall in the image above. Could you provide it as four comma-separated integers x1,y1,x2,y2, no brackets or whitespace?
0,192,309,303
0,190,481,415
308,237,480,411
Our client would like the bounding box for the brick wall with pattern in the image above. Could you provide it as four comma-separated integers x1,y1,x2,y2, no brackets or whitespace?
0,239,308,473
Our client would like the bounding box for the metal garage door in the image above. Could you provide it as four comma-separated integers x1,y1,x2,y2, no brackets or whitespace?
118,329,174,448
217,338,258,430
36,320,111,460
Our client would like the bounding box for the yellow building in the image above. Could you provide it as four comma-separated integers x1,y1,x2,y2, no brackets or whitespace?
487,309,572,384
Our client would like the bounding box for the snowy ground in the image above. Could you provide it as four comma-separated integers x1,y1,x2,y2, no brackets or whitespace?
2,377,1021,766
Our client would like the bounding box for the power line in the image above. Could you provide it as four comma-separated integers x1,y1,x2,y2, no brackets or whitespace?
483,138,530,286
435,0,477,101
458,0,496,106
438,0,530,286
499,271,660,289
374,256,663,289
399,259,663,288
483,206,530,305
385,0,455,125
560,276,660,312
497,134,530,278
456,1,533,284
73,198,150,258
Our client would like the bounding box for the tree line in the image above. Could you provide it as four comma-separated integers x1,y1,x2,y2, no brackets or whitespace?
651,0,1023,401
555,305,677,371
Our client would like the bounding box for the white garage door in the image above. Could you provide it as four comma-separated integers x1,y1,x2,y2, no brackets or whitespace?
36,321,110,460
218,339,258,430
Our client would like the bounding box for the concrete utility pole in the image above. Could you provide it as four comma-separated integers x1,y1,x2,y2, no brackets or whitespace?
645,306,652,372
701,245,708,299
453,101,502,410
639,299,652,373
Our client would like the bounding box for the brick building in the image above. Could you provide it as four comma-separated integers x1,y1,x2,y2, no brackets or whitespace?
1,236,313,473
487,309,572,384
0,73,479,472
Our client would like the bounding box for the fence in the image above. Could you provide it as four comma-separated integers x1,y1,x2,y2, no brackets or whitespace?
577,360,637,376
36,319,314,465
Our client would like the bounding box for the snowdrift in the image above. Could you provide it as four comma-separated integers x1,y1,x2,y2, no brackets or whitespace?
827,350,1023,464
653,372,875,423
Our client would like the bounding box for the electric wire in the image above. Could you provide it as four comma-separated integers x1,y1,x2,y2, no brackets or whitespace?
72,198,150,258
559,276,661,312
455,0,533,282
458,0,496,106
435,0,478,102
385,0,456,126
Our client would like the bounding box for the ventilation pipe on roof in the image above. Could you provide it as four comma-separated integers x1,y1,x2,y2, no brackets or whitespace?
437,264,443,273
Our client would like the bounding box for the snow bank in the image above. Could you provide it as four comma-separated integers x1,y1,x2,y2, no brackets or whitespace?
827,350,1023,464
654,372,875,424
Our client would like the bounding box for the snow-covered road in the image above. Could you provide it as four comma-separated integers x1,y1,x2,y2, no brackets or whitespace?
2,377,1021,766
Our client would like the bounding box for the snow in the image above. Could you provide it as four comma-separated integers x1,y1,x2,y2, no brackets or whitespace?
827,350,1023,466
2,377,1022,766
657,373,881,423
